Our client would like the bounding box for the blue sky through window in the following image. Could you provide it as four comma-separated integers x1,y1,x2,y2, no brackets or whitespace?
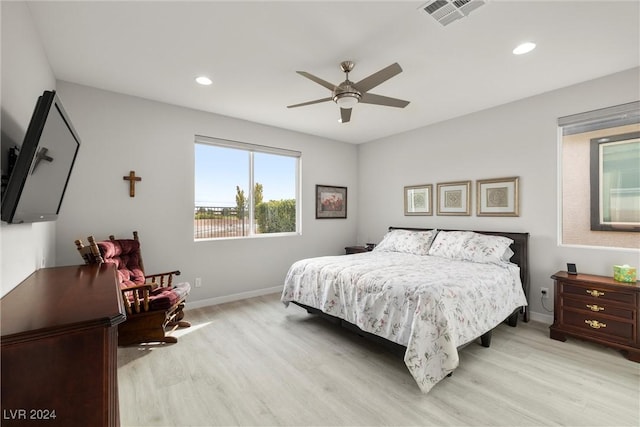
195,144,296,207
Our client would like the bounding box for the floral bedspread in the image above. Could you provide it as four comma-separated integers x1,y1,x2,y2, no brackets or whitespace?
281,251,528,393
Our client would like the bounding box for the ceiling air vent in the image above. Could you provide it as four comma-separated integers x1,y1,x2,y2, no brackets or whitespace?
420,0,486,26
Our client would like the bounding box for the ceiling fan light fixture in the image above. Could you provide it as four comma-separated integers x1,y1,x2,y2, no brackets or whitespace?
334,92,360,108
290,60,408,123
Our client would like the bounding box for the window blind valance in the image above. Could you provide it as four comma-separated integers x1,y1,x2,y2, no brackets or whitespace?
558,101,640,135
195,135,301,158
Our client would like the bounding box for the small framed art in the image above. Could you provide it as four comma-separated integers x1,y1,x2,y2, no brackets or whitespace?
404,184,433,216
476,176,519,217
437,180,471,216
316,185,347,219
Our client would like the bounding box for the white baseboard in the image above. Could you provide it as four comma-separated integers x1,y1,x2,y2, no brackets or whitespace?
186,286,282,310
529,311,553,325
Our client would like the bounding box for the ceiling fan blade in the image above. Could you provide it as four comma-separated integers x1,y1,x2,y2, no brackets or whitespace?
287,97,332,108
354,63,403,93
340,108,352,123
297,71,336,91
360,93,410,108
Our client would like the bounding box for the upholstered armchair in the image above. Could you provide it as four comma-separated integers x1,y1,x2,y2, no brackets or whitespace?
75,231,190,346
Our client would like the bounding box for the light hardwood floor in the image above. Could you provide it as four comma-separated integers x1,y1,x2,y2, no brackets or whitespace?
118,293,639,426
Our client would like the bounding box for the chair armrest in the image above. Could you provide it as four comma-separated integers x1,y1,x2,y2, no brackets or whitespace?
121,283,153,292
145,270,181,287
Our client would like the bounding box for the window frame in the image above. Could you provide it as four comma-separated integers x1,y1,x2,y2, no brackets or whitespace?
589,132,640,232
194,135,302,241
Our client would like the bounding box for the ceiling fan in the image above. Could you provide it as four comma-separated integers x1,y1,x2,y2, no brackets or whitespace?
287,61,410,123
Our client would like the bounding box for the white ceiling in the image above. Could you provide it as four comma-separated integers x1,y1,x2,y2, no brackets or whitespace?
27,1,640,144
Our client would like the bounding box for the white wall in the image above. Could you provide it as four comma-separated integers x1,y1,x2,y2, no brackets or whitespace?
53,82,358,306
1,2,57,296
356,67,640,323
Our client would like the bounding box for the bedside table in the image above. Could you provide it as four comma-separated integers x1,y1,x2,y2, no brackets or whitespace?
345,246,369,255
550,271,639,362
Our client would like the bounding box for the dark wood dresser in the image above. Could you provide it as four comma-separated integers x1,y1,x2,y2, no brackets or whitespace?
1,264,126,426
550,271,639,362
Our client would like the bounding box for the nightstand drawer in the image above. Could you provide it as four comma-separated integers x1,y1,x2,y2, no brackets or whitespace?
563,297,634,320
563,310,634,343
562,283,635,305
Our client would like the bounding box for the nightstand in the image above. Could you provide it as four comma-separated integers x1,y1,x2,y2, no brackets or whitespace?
550,271,639,362
345,246,369,255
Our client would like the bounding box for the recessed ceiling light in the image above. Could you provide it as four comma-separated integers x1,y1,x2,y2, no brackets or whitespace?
195,76,212,86
513,42,536,55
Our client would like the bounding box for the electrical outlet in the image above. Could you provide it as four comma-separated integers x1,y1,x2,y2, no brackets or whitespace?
540,287,549,299
195,277,202,288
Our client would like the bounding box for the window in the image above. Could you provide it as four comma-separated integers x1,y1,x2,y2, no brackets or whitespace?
590,132,640,231
558,101,640,249
194,135,300,240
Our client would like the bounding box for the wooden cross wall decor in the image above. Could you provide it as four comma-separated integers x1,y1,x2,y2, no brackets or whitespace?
123,171,141,197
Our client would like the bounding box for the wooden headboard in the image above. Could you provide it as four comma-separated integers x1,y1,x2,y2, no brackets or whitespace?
388,227,530,322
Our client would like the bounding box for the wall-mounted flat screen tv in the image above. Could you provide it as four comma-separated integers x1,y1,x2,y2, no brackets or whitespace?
1,90,81,224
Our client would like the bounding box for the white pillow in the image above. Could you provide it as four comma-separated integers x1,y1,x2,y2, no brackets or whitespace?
460,233,514,264
372,229,438,256
501,247,515,262
427,231,474,260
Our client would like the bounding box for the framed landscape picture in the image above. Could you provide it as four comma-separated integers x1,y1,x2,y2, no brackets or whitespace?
316,185,347,219
436,181,471,216
476,176,519,217
404,184,433,216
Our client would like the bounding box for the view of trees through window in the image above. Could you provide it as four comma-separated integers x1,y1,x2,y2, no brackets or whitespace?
194,138,299,239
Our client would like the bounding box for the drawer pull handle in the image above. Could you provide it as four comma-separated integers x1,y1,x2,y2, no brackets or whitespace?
585,320,606,329
586,289,605,297
586,304,604,312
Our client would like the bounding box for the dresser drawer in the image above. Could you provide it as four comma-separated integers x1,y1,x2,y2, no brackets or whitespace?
562,297,634,320
563,309,634,343
562,283,635,305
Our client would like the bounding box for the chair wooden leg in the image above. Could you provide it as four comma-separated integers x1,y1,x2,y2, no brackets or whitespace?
167,304,190,328
167,320,191,328
174,305,185,322
159,336,178,344
118,310,175,346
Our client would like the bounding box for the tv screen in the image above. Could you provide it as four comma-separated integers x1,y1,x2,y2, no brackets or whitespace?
1,90,81,224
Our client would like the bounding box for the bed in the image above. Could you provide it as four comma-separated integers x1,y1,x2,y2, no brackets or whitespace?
281,227,530,393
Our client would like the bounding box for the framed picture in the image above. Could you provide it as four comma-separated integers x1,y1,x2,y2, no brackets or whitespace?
476,177,519,217
316,185,347,219
404,184,433,216
437,181,471,216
